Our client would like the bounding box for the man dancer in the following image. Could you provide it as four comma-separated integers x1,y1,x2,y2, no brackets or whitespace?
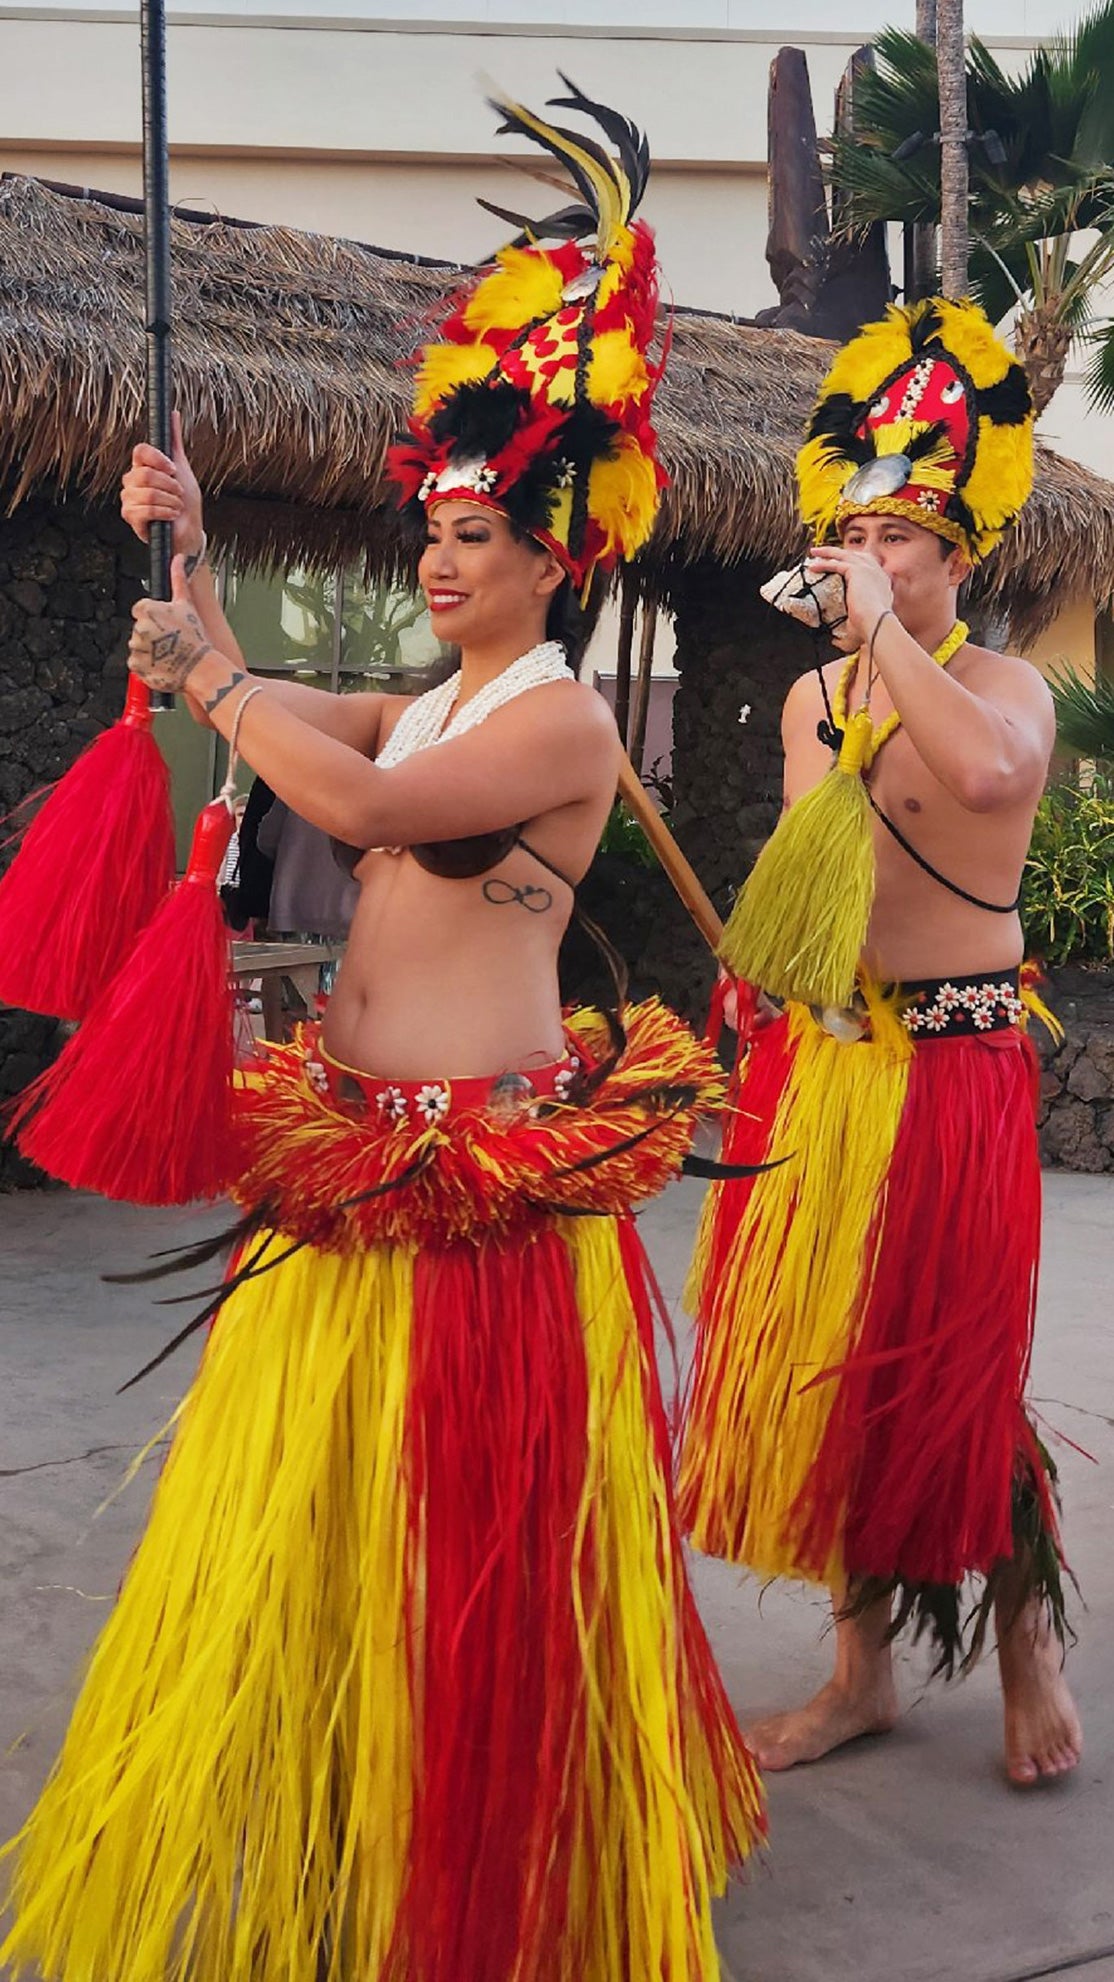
678,297,1081,1787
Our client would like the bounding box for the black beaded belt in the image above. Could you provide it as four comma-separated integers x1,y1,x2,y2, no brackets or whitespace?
900,968,1024,1038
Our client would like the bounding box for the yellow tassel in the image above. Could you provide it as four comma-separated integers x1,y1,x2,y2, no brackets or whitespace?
679,1006,910,1580
720,750,876,1010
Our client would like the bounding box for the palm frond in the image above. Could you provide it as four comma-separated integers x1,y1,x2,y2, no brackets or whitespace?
1081,320,1114,413
1048,665,1114,761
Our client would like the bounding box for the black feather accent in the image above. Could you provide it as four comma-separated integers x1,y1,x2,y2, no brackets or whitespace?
485,98,608,220
682,1152,787,1180
429,379,531,457
910,301,943,352
102,1207,270,1284
548,73,650,211
806,394,876,465
475,197,596,247
946,490,978,543
557,398,622,471
976,362,1034,426
905,419,950,461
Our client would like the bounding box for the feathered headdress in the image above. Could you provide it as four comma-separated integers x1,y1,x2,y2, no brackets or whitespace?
798,297,1034,562
386,76,665,591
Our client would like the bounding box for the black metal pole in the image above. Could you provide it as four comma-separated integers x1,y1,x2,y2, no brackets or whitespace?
141,0,174,706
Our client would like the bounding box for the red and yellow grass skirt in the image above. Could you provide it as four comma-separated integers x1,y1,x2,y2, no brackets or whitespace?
2,999,764,1982
677,981,1063,1663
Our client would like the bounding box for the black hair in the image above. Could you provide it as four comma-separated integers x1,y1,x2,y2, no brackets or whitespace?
511,522,607,677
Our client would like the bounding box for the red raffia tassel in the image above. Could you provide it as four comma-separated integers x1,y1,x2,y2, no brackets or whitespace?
0,676,175,1021
9,798,238,1206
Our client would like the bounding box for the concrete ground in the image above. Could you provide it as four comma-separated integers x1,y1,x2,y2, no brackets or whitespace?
0,1171,1111,1982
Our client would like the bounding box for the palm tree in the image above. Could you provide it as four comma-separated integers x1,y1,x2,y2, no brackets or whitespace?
936,0,969,298
830,3,1114,412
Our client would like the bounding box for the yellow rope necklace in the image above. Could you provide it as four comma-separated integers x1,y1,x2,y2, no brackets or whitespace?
829,618,969,775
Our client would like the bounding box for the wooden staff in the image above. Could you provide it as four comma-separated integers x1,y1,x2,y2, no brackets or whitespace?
616,753,723,955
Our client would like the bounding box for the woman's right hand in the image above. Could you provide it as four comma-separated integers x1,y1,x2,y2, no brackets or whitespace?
120,410,204,560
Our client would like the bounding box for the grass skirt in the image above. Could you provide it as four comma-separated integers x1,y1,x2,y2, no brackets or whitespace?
677,996,1065,1671
1,1001,764,1982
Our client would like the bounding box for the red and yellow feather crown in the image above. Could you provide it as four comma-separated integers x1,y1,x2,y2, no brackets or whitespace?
387,77,666,591
798,297,1035,563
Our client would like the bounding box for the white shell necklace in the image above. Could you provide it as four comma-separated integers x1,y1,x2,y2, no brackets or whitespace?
375,640,573,769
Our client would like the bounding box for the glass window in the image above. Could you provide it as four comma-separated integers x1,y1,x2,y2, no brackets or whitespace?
162,559,449,864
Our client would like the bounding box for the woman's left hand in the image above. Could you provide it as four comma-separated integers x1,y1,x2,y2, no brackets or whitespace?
128,556,214,693
805,545,893,649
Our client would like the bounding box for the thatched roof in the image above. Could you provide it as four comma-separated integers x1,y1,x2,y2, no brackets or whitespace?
1,171,1111,639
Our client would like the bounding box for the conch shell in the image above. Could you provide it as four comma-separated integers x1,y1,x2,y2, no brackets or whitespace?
760,561,847,631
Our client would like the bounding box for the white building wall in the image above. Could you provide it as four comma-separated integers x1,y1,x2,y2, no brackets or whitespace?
0,4,1110,535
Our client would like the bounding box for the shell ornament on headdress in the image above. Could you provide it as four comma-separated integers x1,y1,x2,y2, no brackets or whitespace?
386,76,665,593
797,297,1035,563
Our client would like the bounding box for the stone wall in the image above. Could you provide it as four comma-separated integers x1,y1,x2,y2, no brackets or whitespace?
1034,966,1114,1173
0,494,146,1186
637,557,816,1020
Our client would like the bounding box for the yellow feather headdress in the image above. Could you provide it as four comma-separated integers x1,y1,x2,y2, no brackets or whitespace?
797,297,1034,562
386,76,665,590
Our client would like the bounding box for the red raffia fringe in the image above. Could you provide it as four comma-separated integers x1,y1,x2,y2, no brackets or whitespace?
0,677,175,1021
9,800,236,1206
396,1228,590,1980
230,999,725,1250
796,1029,1056,1587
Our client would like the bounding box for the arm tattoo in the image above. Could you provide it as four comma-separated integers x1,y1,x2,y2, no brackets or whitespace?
203,669,248,715
183,533,209,581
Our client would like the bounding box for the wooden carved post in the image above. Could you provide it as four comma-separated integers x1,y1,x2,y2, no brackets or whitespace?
629,603,657,779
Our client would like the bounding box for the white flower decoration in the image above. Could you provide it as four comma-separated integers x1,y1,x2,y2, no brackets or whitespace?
416,1082,450,1126
376,1084,408,1126
304,1057,329,1094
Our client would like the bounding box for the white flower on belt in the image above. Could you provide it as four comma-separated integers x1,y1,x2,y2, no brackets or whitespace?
304,1057,329,1094
377,1085,408,1125
416,1083,450,1126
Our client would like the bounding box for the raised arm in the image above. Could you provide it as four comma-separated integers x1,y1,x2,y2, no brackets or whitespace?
128,559,618,847
120,416,388,755
807,543,1054,812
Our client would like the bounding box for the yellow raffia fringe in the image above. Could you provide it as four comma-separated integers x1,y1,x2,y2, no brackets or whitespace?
1,1238,416,1982
719,712,877,1010
567,1221,764,1976
3,1215,762,1981
678,1004,911,1582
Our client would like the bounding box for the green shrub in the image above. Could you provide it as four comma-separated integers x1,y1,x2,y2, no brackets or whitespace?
1022,773,1114,965
598,799,659,869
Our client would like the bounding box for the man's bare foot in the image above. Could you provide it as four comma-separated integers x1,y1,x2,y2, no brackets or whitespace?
746,1676,899,1772
998,1607,1082,1788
